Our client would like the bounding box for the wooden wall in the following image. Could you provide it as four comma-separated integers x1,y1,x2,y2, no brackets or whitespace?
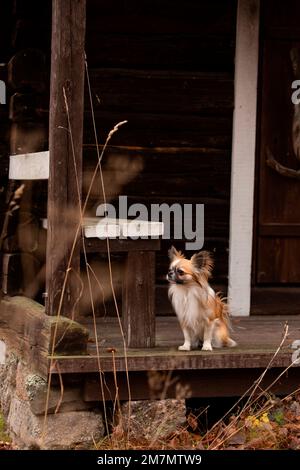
0,0,237,314
83,0,237,306
0,0,50,297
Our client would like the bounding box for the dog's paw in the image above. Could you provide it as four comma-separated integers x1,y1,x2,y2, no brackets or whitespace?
227,338,237,348
178,344,191,351
202,342,213,351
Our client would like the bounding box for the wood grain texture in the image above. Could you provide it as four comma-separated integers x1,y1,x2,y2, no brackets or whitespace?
46,0,86,316
0,296,49,375
122,251,156,348
84,238,160,253
256,14,300,285
83,368,300,400
251,287,300,315
85,33,235,72
0,296,90,376
84,114,233,146
86,68,233,116
50,315,300,374
86,0,236,36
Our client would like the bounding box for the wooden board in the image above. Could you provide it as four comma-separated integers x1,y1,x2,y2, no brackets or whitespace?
83,367,300,400
0,296,90,376
50,316,300,373
123,251,155,348
251,287,300,315
0,296,49,375
86,68,233,116
85,33,235,72
86,0,236,36
46,0,86,317
9,151,49,180
263,0,300,40
84,119,232,147
256,37,300,284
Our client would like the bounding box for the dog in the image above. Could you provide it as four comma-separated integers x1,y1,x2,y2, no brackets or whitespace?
167,246,237,351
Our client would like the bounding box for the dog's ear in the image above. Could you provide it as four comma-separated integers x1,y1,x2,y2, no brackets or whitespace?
191,251,213,278
168,246,183,261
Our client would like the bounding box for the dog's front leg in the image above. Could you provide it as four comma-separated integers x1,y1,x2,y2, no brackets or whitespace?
178,327,192,351
202,320,215,351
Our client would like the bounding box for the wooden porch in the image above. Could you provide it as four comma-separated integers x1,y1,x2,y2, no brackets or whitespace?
2,294,300,399
1,0,300,405
56,315,300,374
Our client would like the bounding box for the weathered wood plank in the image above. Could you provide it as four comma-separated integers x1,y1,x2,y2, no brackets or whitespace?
83,368,300,400
83,114,233,148
51,348,298,374
84,171,230,200
9,151,49,180
86,0,236,35
263,0,300,40
46,0,86,317
123,251,156,348
259,224,300,237
0,296,48,375
50,315,300,373
257,237,300,284
83,146,231,173
85,68,234,115
84,238,161,253
251,287,300,315
85,33,235,71
0,296,89,376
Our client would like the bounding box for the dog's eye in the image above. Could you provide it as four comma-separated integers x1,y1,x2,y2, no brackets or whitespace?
177,269,184,275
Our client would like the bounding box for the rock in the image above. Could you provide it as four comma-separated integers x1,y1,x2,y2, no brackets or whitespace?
120,399,186,441
15,362,92,415
0,352,18,416
8,397,104,449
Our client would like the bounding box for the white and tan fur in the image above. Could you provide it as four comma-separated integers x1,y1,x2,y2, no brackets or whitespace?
167,246,237,351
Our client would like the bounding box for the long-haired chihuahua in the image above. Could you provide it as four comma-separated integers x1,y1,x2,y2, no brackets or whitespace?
167,246,237,351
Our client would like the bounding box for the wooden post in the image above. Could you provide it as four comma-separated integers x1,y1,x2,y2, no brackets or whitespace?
123,251,156,348
46,0,86,316
228,0,260,316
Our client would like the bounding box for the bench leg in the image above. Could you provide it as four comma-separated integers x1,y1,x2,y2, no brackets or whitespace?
122,251,155,348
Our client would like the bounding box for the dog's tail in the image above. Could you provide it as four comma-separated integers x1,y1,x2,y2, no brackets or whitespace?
214,293,231,328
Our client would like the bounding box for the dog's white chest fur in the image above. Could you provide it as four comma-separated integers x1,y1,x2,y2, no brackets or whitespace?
169,284,215,333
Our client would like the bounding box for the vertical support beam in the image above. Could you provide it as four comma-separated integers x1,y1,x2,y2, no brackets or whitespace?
228,0,260,316
46,0,86,316
123,251,156,348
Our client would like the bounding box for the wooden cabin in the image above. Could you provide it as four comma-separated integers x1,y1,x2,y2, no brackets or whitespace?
1,0,300,416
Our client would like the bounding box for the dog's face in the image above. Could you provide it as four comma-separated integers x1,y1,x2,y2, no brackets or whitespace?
167,246,213,285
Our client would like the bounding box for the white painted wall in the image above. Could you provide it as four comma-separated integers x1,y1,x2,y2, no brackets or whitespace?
228,0,260,316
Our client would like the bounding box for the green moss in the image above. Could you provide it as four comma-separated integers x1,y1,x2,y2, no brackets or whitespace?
0,412,11,443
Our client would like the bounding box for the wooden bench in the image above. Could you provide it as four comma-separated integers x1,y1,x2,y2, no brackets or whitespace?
43,216,163,348
9,153,163,347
